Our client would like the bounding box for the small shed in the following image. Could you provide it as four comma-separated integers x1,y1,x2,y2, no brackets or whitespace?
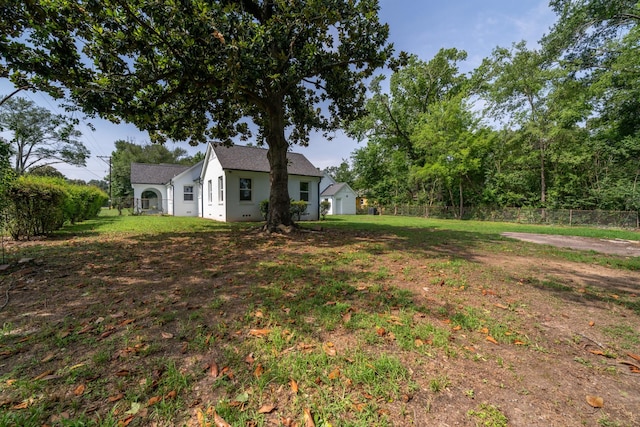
320,182,357,215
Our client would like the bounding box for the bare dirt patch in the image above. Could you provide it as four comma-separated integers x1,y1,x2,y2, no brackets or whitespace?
0,226,639,426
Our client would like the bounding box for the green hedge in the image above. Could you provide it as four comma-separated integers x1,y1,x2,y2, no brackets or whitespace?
4,176,108,240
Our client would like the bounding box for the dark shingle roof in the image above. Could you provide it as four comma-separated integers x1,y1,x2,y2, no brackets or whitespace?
320,182,348,197
213,144,323,177
130,163,192,185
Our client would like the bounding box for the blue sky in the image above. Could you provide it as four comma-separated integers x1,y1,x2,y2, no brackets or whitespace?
1,1,557,181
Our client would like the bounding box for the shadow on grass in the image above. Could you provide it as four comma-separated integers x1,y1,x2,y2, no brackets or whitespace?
2,215,639,425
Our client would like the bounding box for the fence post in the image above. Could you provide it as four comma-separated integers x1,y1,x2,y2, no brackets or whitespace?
569,209,572,226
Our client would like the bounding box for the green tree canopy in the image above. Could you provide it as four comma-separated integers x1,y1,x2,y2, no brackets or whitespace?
2,0,392,229
0,97,89,175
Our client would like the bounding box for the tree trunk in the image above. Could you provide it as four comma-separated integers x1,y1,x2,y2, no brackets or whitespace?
264,99,292,231
539,139,546,205
459,179,463,219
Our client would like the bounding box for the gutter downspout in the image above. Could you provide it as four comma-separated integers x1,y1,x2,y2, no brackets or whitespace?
317,179,321,220
169,180,174,215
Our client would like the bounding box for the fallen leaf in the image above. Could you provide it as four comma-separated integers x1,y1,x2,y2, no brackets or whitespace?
589,350,606,357
586,395,604,408
479,327,489,334
125,402,141,415
255,310,264,318
323,342,337,356
494,303,509,310
108,393,124,403
115,369,130,377
452,325,462,331
342,312,352,323
119,415,134,426
119,319,135,327
165,390,177,400
589,321,595,327
328,368,340,380
41,353,56,363
258,404,276,414
627,353,640,362
196,408,206,427
161,332,173,339
290,378,299,394
254,363,264,378
180,342,188,353
74,384,85,396
11,401,29,410
376,327,386,337
148,396,161,406
245,353,255,365
303,408,315,427
209,361,219,378
214,411,232,427
248,329,271,337
33,370,54,380
415,338,425,347
513,340,526,345
486,336,499,345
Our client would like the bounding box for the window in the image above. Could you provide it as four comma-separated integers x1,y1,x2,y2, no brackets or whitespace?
239,178,252,201
207,180,212,203
184,185,194,201
218,176,224,203
300,182,310,202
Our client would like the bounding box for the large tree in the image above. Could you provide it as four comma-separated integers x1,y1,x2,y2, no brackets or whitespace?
0,97,89,175
2,1,391,230
349,49,468,204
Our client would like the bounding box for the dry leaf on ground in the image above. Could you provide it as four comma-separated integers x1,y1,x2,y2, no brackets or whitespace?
586,395,604,408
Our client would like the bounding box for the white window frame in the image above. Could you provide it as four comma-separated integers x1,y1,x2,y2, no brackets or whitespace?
300,181,310,202
239,178,252,201
183,185,194,201
218,176,224,203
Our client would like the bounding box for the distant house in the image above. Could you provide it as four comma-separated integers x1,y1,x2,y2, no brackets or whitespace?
130,144,324,222
319,172,357,215
130,161,203,216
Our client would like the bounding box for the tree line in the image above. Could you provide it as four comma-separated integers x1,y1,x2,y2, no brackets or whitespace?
1,1,638,227
337,1,640,214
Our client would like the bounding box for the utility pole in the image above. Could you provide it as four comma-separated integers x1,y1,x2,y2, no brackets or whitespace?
98,156,112,209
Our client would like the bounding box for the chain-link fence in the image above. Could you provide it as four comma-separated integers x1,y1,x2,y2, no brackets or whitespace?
373,205,640,229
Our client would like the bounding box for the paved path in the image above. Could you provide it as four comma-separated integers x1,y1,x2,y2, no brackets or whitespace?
501,232,640,257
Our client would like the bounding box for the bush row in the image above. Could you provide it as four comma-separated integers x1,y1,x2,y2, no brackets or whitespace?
3,175,108,240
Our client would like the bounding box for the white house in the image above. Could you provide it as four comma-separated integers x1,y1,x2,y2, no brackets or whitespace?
200,144,324,222
319,172,357,215
130,144,324,222
130,162,203,216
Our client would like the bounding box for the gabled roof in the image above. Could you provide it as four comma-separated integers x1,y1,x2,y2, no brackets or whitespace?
212,144,323,177
130,163,192,185
321,182,353,197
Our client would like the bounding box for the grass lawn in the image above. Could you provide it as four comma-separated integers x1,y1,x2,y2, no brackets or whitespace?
0,211,639,426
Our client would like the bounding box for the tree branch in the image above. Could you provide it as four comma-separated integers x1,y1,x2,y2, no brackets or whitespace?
0,86,30,106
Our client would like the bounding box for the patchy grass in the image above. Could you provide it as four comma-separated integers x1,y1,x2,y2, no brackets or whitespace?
0,213,638,426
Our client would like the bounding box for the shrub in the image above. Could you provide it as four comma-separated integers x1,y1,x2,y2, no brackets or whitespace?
5,176,68,239
260,199,269,220
290,200,308,221
320,200,331,220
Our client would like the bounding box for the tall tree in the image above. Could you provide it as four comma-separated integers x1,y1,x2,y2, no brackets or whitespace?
477,42,561,205
2,1,391,230
412,94,494,216
349,49,468,203
0,97,89,175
